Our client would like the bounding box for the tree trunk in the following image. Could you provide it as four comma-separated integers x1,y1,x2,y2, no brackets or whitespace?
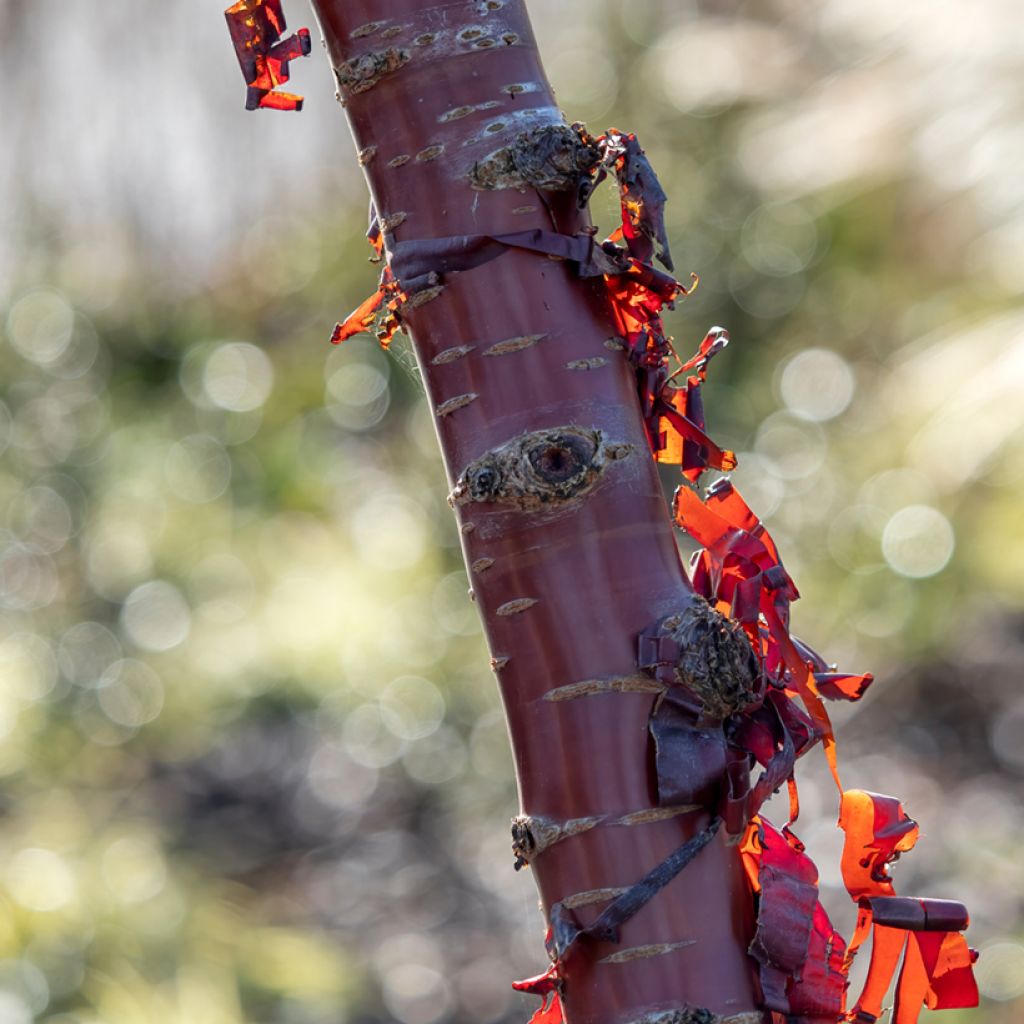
309,2,763,1021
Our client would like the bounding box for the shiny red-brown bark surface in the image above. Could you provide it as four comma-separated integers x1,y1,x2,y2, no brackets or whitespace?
309,2,760,1020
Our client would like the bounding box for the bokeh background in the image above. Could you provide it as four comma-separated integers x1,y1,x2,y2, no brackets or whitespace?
2,0,1023,1021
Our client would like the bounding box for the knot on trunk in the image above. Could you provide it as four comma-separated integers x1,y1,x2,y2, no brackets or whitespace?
642,597,762,720
469,123,601,192
626,1011,764,1024
450,426,632,510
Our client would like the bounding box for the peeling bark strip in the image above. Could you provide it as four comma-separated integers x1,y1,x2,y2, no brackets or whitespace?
598,941,695,965
225,0,311,111
548,820,722,957
449,427,632,510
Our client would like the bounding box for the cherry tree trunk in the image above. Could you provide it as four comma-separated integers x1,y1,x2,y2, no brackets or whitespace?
309,1,762,1021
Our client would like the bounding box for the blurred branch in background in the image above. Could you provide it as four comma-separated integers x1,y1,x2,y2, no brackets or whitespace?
0,0,1022,1021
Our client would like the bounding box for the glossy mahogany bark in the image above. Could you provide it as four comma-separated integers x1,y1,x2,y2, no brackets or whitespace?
309,1,761,1020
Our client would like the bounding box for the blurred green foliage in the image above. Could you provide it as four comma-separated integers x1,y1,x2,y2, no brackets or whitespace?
1,1,1023,1022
